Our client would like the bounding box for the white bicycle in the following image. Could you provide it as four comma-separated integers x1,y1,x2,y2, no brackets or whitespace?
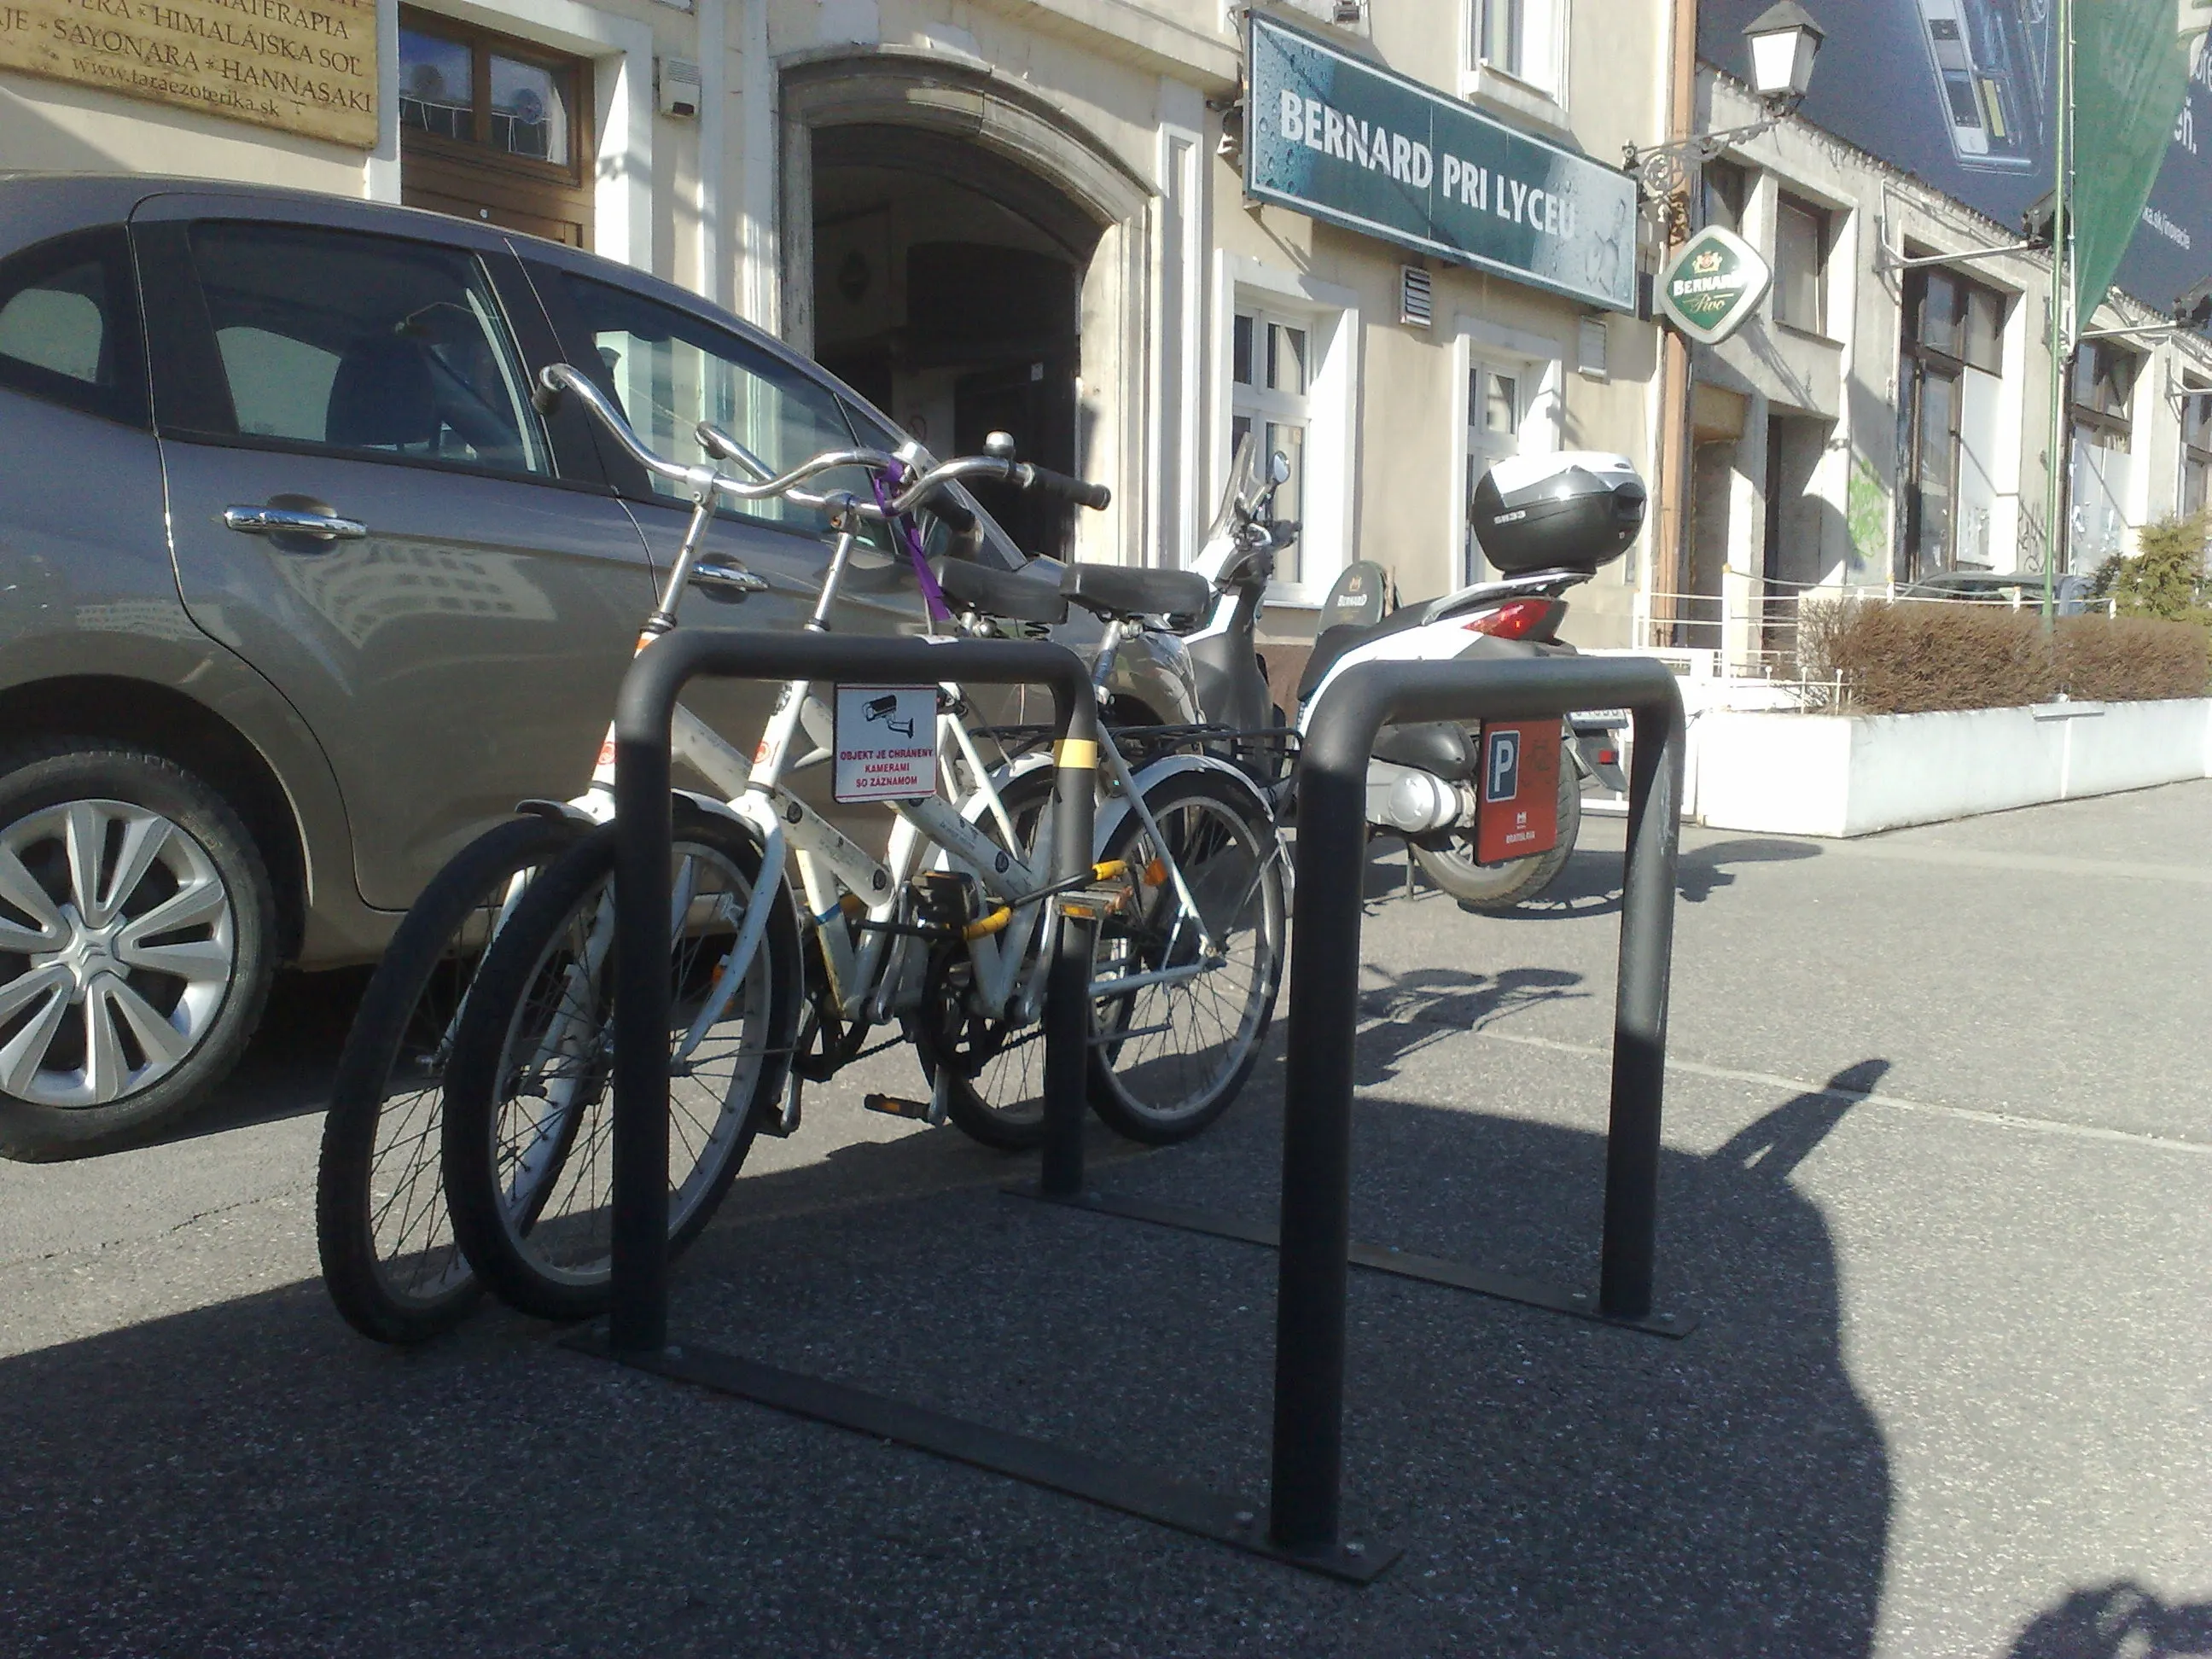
411,364,1285,1321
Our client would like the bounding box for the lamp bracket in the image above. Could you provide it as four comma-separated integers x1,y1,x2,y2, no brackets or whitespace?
1621,101,1798,203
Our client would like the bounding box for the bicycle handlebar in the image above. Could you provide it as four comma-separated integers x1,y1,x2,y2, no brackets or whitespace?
536,361,1112,522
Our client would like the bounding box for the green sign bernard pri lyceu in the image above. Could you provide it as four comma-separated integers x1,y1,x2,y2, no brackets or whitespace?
1245,13,1638,314
1656,226,1772,346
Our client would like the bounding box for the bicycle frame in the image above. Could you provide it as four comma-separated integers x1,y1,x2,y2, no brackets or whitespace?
515,364,1244,1105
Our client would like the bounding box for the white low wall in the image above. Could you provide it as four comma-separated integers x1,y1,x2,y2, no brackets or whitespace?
1693,700,2212,837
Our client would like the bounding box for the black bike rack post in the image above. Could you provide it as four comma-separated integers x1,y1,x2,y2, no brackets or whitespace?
1266,655,1686,1557
607,629,1100,1355
588,629,1389,1583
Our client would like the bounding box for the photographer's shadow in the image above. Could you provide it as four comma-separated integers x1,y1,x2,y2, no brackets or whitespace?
2011,1583,2212,1658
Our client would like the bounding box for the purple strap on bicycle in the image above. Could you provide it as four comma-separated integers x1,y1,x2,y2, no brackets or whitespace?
873,465,952,625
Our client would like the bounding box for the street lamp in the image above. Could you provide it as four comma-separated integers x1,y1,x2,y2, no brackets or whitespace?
1743,2,1825,110
1622,1,1826,208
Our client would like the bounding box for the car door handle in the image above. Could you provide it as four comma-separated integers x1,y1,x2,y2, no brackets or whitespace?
223,503,369,542
690,556,770,600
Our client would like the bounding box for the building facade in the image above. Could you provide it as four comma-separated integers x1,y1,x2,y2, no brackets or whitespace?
1664,11,2212,675
1,0,1675,656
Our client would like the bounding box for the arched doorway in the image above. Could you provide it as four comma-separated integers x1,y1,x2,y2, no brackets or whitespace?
780,50,1152,560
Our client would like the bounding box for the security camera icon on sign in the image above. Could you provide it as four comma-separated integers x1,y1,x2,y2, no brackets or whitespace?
864,694,917,740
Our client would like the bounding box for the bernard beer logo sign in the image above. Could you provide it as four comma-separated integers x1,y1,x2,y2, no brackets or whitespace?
1656,226,1772,346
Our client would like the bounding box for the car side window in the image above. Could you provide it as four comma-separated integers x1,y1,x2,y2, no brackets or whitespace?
0,227,148,428
561,274,871,538
178,221,550,477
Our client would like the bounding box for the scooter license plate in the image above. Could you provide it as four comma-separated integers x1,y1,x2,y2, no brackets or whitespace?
1475,721,1561,864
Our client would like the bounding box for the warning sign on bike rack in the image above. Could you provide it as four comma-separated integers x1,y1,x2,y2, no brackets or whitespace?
834,685,939,801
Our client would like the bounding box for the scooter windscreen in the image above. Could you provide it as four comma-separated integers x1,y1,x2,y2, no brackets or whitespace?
1204,430,1266,548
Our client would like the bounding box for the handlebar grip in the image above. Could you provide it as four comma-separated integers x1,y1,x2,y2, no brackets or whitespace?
1015,463,1111,511
918,486,977,534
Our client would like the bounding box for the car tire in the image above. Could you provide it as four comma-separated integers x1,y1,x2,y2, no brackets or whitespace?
0,740,277,1161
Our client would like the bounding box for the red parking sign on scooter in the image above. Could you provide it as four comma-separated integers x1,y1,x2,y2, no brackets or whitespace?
1476,720,1560,864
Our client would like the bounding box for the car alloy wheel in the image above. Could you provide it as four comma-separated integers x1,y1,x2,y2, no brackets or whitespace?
0,798,237,1107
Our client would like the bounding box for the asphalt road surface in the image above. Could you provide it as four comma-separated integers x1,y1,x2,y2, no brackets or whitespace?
3,782,2208,1657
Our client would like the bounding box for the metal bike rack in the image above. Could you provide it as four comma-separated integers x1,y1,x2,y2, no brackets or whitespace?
585,627,1384,1582
576,634,1684,1583
1019,655,1690,1562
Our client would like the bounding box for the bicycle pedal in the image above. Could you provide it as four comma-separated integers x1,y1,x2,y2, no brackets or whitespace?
1057,887,1128,923
863,1092,934,1122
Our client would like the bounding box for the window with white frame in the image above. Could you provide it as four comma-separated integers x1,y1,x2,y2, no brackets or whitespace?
2183,385,2212,518
1464,361,1524,583
1459,343,1564,584
1231,303,1313,587
1471,0,1565,100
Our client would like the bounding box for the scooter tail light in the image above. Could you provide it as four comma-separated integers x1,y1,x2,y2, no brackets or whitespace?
1461,598,1553,639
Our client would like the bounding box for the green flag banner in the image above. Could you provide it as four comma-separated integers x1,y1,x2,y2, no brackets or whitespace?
2070,0,2196,322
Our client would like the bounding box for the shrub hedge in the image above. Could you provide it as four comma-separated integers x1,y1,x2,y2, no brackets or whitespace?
1797,600,2211,715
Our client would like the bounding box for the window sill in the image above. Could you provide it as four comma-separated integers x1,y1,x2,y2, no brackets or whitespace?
1773,320,1842,349
1458,62,1569,133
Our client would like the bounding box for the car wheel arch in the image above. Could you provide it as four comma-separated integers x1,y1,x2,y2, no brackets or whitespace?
0,675,311,960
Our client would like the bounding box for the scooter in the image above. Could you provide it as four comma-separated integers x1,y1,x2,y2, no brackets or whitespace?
1185,440,1644,910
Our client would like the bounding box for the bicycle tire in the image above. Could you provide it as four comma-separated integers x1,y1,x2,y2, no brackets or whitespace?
1086,770,1285,1144
440,804,797,1323
316,813,589,1345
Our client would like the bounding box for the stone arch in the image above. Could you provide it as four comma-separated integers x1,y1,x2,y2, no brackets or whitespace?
777,45,1157,561
777,45,1153,352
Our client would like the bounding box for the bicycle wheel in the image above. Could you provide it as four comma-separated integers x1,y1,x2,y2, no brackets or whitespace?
912,771,1057,1151
1086,770,1284,1144
440,804,796,1322
316,813,588,1345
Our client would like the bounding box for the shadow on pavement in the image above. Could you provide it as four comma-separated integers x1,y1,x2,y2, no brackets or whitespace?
1360,835,1822,921
145,967,370,1149
0,1050,1899,1656
1350,963,1587,1089
2009,1583,2212,1658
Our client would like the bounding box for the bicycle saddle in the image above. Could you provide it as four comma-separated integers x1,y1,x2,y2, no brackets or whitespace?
936,558,1069,626
1059,562,1212,622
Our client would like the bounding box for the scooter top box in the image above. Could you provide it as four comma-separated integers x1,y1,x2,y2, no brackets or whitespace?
1470,452,1646,575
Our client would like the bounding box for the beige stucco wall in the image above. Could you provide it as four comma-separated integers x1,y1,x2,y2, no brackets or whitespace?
1216,0,1668,647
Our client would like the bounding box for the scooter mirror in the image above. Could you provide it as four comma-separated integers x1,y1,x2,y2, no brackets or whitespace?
1268,451,1291,487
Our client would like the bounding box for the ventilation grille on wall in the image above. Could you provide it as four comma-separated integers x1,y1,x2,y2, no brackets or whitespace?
1578,316,1610,380
1400,265,1433,329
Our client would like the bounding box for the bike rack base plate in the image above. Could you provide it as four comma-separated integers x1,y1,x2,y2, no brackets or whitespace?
562,1330,1400,1584
1007,1185,1698,1339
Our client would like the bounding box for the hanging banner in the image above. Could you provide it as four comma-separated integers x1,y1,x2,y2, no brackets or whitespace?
0,0,377,147
1246,12,1639,314
1698,0,2211,314
2072,0,2197,323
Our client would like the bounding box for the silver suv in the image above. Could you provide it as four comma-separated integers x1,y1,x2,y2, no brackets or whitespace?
0,173,1190,1160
